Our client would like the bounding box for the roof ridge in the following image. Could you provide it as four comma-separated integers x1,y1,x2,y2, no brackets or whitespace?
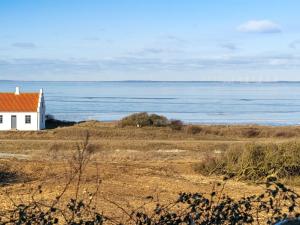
0,92,39,94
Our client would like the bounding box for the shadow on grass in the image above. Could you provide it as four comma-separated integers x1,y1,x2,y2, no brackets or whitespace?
0,170,20,186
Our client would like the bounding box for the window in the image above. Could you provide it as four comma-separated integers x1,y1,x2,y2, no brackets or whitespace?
25,115,31,124
0,115,2,123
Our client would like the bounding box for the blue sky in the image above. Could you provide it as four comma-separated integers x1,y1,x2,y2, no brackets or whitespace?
0,0,300,81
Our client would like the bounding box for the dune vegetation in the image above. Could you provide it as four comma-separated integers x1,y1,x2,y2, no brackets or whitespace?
0,114,300,223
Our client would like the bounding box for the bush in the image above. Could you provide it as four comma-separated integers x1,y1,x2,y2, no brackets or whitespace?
149,114,169,127
197,142,300,181
46,114,76,129
119,112,164,127
119,112,174,128
169,119,184,131
132,180,300,225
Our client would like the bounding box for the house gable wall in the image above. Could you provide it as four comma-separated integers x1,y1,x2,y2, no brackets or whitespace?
38,93,46,130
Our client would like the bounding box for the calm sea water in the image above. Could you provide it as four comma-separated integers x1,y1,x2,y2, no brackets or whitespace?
1,81,300,125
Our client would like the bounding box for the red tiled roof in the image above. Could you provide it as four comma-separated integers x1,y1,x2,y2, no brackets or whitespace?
0,93,39,112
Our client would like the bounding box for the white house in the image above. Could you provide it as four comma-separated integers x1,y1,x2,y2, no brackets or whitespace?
0,87,46,131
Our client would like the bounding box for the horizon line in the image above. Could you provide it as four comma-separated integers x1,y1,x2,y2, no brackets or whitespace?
2,80,300,83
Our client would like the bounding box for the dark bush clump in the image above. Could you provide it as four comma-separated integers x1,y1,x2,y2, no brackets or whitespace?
118,112,169,127
149,113,169,127
46,114,76,129
118,112,183,129
169,119,184,131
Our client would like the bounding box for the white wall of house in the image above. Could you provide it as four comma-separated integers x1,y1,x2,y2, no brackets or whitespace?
0,89,46,131
0,112,39,131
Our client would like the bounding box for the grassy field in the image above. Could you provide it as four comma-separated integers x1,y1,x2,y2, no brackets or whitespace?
1,121,300,219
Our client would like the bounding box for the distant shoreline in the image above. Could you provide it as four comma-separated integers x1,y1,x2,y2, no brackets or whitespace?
3,80,300,83
50,119,300,128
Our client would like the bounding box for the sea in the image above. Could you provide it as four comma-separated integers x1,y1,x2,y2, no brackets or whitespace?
1,80,300,126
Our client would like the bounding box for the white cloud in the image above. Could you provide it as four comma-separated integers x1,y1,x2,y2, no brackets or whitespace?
220,43,238,51
1,53,300,76
237,20,281,33
12,42,37,49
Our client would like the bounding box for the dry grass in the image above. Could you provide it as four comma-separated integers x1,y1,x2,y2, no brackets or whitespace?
0,121,300,218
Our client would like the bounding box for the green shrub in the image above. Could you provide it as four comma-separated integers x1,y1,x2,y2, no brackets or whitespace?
118,112,152,127
197,142,300,182
118,112,169,127
118,112,179,128
148,114,169,127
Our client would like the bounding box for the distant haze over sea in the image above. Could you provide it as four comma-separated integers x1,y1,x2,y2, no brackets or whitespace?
1,80,300,125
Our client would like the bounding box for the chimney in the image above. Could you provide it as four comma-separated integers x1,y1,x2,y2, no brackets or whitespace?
40,88,43,94
15,87,20,95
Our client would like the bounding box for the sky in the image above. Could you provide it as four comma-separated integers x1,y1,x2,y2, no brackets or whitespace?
0,0,300,81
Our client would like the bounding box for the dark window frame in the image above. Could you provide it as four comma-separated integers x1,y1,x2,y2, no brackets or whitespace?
25,115,31,124
0,115,3,124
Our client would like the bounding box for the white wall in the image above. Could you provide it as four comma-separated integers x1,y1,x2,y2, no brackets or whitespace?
0,112,39,131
